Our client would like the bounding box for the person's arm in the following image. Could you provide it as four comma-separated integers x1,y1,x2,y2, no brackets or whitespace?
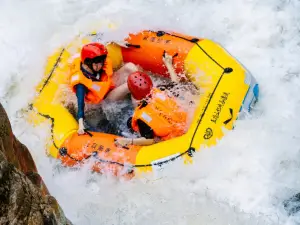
115,137,160,146
162,52,180,83
75,84,88,134
163,52,190,83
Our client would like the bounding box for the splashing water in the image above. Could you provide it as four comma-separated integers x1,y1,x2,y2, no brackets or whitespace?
1,0,300,224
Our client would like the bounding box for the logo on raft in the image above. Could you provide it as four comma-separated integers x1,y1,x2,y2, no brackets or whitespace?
203,127,213,140
211,92,230,124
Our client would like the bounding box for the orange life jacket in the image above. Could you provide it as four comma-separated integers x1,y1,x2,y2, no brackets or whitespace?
69,56,114,104
131,88,187,140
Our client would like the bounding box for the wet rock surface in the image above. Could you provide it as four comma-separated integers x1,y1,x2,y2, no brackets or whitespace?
0,103,71,225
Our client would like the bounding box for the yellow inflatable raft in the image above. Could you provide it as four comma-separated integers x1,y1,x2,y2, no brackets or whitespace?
29,29,259,178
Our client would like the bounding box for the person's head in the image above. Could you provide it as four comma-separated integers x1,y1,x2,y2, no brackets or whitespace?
81,43,108,73
127,71,153,101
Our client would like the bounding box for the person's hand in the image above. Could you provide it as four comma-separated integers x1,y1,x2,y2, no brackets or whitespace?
114,137,132,147
116,40,129,48
78,118,86,135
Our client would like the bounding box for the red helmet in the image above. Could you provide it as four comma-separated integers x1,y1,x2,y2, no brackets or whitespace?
81,42,108,63
127,72,153,100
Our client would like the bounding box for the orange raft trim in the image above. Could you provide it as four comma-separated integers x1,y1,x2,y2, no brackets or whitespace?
121,30,202,77
59,132,142,178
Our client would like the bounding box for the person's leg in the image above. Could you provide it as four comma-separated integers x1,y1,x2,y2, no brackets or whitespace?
105,83,130,101
111,62,139,87
105,62,139,101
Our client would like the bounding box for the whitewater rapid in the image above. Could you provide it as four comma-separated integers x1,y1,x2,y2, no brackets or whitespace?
1,0,300,224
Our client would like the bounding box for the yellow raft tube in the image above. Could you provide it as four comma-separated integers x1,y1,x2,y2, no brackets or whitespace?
29,29,259,178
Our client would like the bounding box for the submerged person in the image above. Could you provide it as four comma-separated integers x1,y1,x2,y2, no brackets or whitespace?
115,53,196,146
69,42,139,134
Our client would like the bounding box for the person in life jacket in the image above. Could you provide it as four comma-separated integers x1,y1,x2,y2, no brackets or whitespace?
115,68,189,147
69,42,139,134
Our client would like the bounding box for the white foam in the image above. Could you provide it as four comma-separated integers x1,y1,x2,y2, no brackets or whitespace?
1,0,300,224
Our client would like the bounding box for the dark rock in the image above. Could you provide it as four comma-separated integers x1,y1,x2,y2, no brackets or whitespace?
0,103,71,225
